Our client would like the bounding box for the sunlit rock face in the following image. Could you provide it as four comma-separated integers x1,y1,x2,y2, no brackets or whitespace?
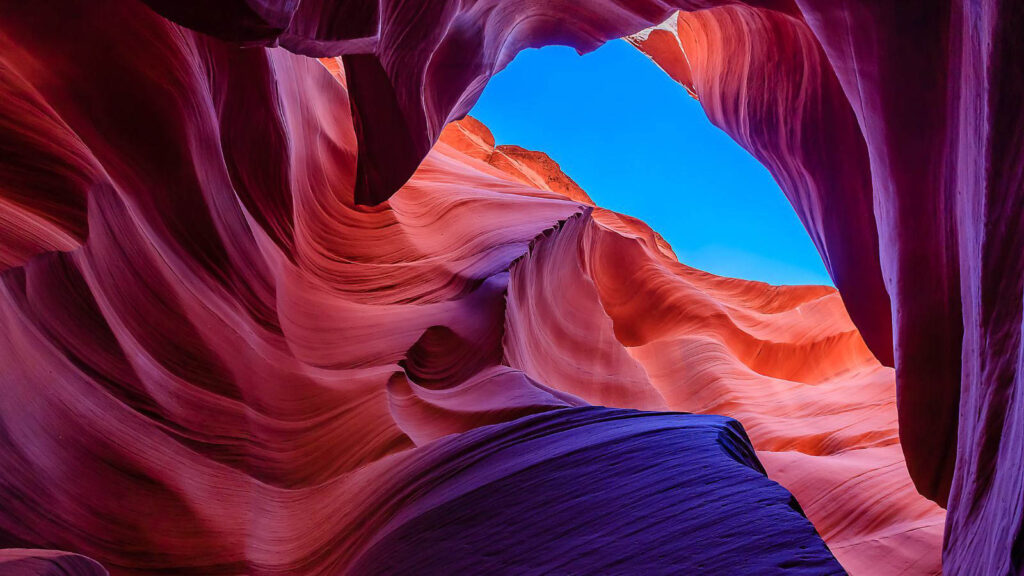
0,2,838,573
443,120,941,575
483,131,945,572
626,7,1023,574
1,0,1021,574
112,0,1022,572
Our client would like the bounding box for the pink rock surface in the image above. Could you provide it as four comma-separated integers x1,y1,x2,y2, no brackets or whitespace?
122,0,1021,570
627,7,1023,572
0,549,108,576
502,201,944,574
2,0,1022,573
0,3,843,572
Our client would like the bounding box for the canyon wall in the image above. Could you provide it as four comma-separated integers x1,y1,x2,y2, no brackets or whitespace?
119,0,1021,570
0,2,842,572
627,6,1023,572
1,0,1021,573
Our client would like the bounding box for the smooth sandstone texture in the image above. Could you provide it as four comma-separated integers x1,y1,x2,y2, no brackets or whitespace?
499,198,944,574
2,0,1021,574
0,550,109,576
627,8,1023,574
0,2,848,573
119,0,1021,571
348,407,845,575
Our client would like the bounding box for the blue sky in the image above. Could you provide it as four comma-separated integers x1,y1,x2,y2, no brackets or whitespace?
469,39,833,287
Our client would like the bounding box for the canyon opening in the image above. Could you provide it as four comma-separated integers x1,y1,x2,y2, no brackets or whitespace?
0,2,1020,576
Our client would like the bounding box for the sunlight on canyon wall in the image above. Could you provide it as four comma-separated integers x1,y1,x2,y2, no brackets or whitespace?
0,0,1021,574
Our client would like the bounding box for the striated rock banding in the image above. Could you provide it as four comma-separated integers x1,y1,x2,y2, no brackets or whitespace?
0,3,848,571
2,0,1022,573
117,1,1023,571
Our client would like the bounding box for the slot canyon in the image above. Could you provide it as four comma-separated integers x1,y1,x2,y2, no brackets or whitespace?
0,1,1020,574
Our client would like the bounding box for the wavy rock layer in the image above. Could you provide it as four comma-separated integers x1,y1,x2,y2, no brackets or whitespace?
498,192,944,574
115,0,1023,571
350,407,844,575
0,550,108,576
442,121,943,574
0,2,850,573
443,119,938,571
3,0,1021,574
626,8,1023,573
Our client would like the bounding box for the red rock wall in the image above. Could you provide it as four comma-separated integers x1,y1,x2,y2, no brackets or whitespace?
120,0,1020,570
0,2,846,572
501,199,944,574
2,0,1021,573
629,5,1023,572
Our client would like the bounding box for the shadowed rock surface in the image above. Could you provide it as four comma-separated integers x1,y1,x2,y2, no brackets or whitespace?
1,0,1021,574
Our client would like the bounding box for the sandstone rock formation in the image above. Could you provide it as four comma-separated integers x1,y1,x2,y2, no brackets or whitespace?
626,7,1023,573
123,1,1022,571
0,3,838,571
1,0,1021,574
0,549,108,576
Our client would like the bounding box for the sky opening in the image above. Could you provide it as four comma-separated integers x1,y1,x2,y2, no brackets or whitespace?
469,39,833,287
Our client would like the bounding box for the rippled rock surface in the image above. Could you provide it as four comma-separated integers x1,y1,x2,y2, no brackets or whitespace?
2,0,1021,574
